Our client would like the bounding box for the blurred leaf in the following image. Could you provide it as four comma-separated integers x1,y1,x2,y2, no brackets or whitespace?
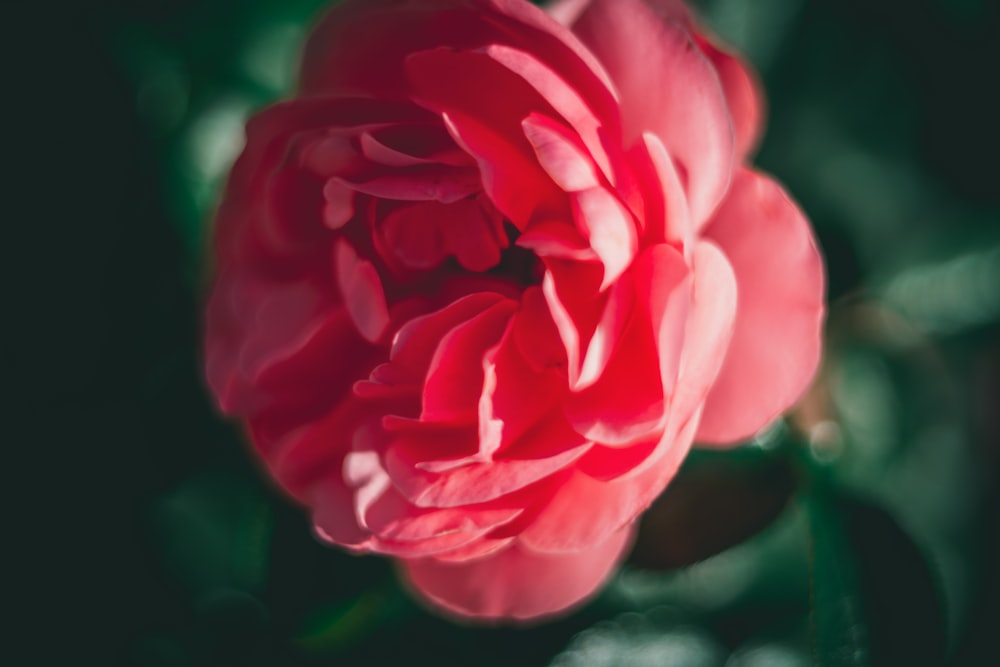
152,471,274,595
807,488,946,667
880,241,1000,336
550,609,727,667
295,580,407,654
611,498,810,623
630,444,796,570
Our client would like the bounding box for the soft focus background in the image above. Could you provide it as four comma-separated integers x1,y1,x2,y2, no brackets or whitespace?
9,0,999,664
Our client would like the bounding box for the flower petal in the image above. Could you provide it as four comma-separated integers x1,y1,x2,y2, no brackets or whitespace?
334,240,391,344
406,47,566,227
569,0,734,225
668,240,738,432
422,299,517,424
696,35,764,160
519,408,698,552
384,414,591,508
400,527,634,620
697,169,825,444
564,244,690,445
522,113,601,192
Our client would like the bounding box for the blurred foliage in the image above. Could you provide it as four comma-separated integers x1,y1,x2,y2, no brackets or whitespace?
9,0,999,664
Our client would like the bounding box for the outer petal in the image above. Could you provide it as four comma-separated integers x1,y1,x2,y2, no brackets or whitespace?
551,0,763,159
400,527,634,621
696,35,764,160
301,0,618,122
568,0,734,225
697,168,825,444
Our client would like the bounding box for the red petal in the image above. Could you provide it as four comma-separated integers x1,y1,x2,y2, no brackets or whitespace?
390,292,511,377
301,0,618,120
379,198,506,272
405,47,567,227
335,165,481,204
564,244,690,445
488,45,618,182
421,299,517,423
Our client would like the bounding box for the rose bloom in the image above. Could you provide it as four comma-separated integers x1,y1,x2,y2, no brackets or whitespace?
205,0,824,621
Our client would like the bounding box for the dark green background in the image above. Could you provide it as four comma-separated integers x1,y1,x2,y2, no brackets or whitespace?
8,0,999,664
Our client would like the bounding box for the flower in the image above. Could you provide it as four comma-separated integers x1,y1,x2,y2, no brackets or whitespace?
204,0,825,621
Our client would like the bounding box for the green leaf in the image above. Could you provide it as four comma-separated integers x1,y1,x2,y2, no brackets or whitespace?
295,580,407,654
807,489,946,667
152,471,274,595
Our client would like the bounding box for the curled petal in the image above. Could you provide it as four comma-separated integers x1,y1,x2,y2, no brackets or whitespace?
570,186,638,289
361,480,523,545
335,165,481,204
390,292,511,376
489,45,617,181
564,244,690,445
405,46,567,226
636,131,693,251
511,286,568,372
422,299,517,423
523,113,601,192
384,414,591,508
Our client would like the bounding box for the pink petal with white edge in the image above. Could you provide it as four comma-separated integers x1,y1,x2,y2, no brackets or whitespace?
523,113,601,192
569,0,735,226
697,168,825,444
570,186,638,289
361,481,523,544
401,526,634,621
638,132,693,251
668,241,738,433
384,414,591,508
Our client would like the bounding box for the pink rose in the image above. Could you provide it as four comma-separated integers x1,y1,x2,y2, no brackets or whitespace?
204,0,825,621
